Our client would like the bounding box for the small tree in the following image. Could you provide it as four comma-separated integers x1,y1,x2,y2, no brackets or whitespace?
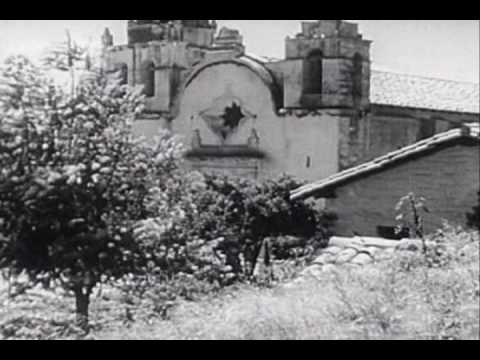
0,55,184,331
42,29,90,97
395,192,430,253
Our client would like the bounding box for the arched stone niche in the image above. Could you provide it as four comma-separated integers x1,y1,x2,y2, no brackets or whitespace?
175,58,279,148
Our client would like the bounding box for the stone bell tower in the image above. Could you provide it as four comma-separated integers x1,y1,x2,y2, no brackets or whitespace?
104,20,218,118
285,20,372,110
127,20,217,47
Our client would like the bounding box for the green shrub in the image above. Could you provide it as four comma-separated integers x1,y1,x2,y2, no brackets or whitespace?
194,174,336,271
135,173,336,289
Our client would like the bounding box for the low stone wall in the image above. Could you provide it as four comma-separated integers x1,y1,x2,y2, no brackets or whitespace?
286,236,423,286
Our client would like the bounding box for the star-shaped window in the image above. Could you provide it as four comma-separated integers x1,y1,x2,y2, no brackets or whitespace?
221,103,245,131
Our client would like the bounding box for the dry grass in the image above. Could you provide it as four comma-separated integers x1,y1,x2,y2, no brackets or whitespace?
1,228,479,340
95,229,479,340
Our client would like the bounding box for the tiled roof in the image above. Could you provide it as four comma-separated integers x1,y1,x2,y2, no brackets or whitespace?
291,123,480,201
371,70,480,114
247,53,282,63
251,53,479,113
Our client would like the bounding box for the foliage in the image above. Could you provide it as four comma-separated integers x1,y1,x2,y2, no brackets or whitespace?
395,192,430,252
42,30,89,72
114,272,224,325
134,173,336,288
0,54,184,331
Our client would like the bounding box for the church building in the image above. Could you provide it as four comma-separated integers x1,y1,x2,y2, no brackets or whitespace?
102,20,479,181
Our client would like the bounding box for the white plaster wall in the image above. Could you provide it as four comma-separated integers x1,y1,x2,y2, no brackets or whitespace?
175,63,274,144
106,47,134,86
267,60,303,108
174,63,339,181
282,113,339,181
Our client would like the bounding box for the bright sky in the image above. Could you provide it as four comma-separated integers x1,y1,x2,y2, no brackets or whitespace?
0,20,478,83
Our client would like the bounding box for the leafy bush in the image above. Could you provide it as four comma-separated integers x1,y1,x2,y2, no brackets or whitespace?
134,173,336,289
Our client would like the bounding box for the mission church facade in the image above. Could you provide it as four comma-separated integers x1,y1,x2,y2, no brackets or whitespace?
102,20,479,181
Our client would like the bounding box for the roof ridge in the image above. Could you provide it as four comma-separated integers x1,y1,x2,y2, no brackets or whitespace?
244,52,282,64
291,125,480,201
371,69,479,86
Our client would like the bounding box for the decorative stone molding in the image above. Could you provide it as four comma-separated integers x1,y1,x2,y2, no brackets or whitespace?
276,108,358,118
198,86,256,142
185,145,265,159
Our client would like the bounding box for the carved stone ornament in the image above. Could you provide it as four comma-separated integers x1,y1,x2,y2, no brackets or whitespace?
199,87,256,142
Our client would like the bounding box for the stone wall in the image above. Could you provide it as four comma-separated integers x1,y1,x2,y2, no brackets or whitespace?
105,41,207,116
336,105,477,170
286,236,424,287
327,143,480,237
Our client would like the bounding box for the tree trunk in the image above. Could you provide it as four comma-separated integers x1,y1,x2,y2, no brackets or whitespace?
248,241,264,278
74,287,91,333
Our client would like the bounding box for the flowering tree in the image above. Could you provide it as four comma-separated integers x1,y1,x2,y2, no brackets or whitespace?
0,55,184,331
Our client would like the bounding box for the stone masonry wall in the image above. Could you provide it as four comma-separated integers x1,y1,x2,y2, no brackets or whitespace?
328,143,480,237
286,236,425,287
